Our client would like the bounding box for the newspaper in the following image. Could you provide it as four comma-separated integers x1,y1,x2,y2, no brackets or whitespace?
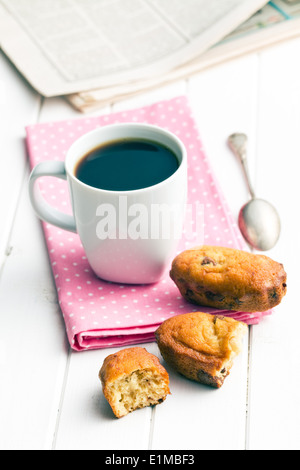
0,0,269,100
67,0,300,112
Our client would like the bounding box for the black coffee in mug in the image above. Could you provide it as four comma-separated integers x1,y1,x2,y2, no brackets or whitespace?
75,138,179,191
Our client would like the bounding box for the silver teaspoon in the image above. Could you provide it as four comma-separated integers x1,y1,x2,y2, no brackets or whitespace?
228,133,281,251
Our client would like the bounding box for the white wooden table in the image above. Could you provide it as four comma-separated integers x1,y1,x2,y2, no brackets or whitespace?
1,37,300,451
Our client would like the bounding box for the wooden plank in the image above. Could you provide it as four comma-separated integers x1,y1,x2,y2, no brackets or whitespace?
0,51,41,264
151,339,249,450
0,51,69,450
187,53,260,221
0,177,69,450
54,345,154,450
247,38,300,450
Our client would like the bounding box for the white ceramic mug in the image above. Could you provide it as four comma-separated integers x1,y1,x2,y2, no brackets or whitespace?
29,123,187,284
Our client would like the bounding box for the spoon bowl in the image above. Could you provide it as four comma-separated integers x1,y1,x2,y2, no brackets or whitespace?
238,198,281,251
228,133,281,251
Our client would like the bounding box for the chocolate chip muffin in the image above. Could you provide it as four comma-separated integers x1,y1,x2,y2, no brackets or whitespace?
99,347,170,418
156,312,248,388
170,246,287,312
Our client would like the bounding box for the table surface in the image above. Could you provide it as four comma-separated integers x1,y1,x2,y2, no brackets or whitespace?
0,36,299,451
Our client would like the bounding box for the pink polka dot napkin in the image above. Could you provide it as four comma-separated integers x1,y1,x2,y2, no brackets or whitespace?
26,96,271,351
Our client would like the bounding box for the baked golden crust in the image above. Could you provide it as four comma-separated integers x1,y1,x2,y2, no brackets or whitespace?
170,246,287,312
155,312,248,388
99,347,170,418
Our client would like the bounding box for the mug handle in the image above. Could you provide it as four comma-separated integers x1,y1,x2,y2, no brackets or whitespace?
29,161,77,233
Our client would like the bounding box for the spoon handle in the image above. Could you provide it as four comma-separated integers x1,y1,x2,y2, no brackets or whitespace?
228,133,256,199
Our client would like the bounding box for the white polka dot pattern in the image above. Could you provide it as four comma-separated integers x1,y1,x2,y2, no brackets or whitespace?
26,97,272,350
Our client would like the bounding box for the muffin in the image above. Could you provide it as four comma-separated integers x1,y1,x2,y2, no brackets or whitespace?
156,312,248,388
170,246,287,312
99,347,170,418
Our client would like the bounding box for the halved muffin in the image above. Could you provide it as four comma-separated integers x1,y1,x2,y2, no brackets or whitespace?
99,347,170,418
156,312,248,388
